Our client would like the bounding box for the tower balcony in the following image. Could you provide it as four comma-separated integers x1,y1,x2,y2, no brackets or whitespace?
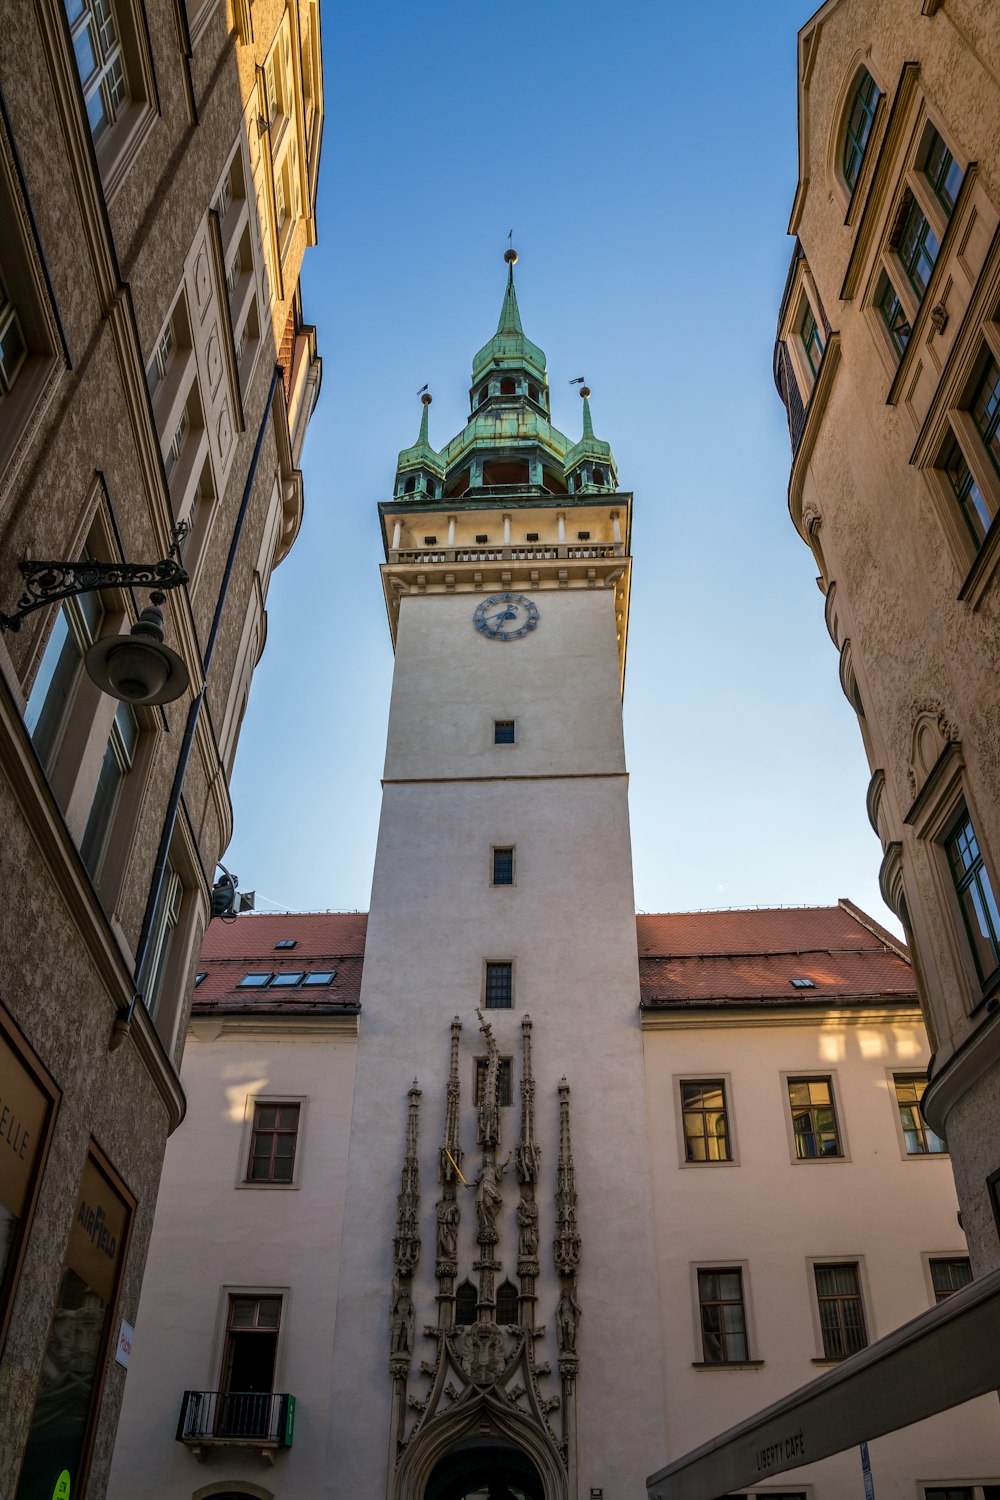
389,540,624,565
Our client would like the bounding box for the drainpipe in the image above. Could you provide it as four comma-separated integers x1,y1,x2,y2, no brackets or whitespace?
111,363,283,1047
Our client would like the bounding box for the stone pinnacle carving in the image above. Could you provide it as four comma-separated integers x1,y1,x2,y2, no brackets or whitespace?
393,1080,421,1277
475,1006,501,1148
553,1077,581,1276
515,1013,541,1185
436,1018,463,1291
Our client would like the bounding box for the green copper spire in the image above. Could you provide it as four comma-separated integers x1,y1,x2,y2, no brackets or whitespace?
565,384,618,491
417,393,431,446
472,248,547,384
581,391,594,438
496,253,524,335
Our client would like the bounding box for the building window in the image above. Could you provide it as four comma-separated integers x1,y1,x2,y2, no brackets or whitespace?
799,303,824,380
141,864,182,1017
23,588,103,770
929,1258,972,1303
238,972,274,987
944,435,992,547
302,969,336,986
270,971,304,987
877,274,911,355
79,699,139,876
64,0,128,142
923,127,964,216
274,939,297,950
894,1075,946,1155
971,356,1000,484
496,1280,518,1324
0,270,27,395
680,1080,731,1163
247,1102,300,1183
788,1077,843,1158
926,1489,1000,1500
494,719,516,744
843,69,880,192
146,324,174,399
484,961,513,1009
895,194,940,302
696,1268,748,1363
474,1057,513,1108
455,1280,477,1326
219,1294,281,1436
945,808,1000,988
814,1262,867,1358
164,404,190,482
492,847,514,885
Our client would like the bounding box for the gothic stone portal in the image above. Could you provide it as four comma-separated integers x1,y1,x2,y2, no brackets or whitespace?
424,1440,544,1500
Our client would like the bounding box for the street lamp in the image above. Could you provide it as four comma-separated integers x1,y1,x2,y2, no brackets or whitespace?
0,553,190,705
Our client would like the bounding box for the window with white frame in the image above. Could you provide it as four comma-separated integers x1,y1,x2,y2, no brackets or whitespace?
894,1074,946,1155
79,699,139,876
696,1268,749,1363
64,0,128,142
23,586,103,771
141,863,183,1018
936,353,1000,552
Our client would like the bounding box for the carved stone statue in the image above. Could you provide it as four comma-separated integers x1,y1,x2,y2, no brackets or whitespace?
556,1283,581,1356
390,1279,415,1357
516,1197,539,1259
436,1198,459,1261
474,1154,510,1240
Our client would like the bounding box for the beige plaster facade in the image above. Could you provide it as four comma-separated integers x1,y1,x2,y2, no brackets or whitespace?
0,0,322,1493
773,0,1000,1276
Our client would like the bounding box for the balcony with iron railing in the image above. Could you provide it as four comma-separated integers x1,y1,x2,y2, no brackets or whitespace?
176,1389,295,1460
390,540,625,565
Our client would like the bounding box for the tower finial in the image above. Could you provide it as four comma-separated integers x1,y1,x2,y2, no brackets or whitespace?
496,241,523,335
417,389,432,445
579,382,594,437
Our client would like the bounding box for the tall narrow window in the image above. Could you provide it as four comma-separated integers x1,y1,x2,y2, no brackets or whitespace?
945,810,1000,987
23,588,103,770
893,1075,946,1155
843,69,880,192
219,1295,281,1437
247,1102,300,1183
814,1262,867,1358
492,847,514,886
971,357,1000,483
79,700,139,876
0,270,27,395
696,1269,748,1363
929,1258,972,1303
496,1280,519,1324
455,1280,477,1326
896,196,940,301
484,961,513,1009
944,436,992,547
680,1080,731,1162
877,276,911,356
799,303,825,380
64,0,129,142
787,1077,843,1158
923,128,964,216
141,864,182,1017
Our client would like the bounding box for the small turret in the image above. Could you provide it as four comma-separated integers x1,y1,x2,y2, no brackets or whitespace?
469,248,550,418
395,391,444,501
564,384,618,493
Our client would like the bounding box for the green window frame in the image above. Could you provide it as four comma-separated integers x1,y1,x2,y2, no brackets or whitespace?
843,69,880,193
944,436,992,547
877,277,910,356
680,1080,731,1162
814,1262,868,1358
897,197,940,300
923,127,964,216
696,1269,748,1363
945,809,1000,989
799,303,825,380
971,356,1000,484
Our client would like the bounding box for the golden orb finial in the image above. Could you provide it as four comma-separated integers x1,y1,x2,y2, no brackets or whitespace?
503,247,518,266
421,391,433,406
579,385,591,399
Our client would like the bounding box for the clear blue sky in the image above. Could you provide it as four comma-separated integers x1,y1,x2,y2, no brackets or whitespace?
226,0,893,931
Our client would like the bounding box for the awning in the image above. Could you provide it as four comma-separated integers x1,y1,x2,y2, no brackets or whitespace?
647,1266,1000,1500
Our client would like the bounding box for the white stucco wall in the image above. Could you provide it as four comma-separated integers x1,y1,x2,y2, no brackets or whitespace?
326,583,668,1497
106,1022,358,1500
643,1012,999,1494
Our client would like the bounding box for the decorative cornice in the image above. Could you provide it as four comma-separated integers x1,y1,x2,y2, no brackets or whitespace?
188,1011,359,1040
641,1002,922,1033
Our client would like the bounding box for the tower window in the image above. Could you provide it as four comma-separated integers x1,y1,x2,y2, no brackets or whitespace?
484,961,513,1009
494,720,515,744
528,384,539,403
500,377,515,396
492,847,514,885
455,1280,477,1325
592,468,605,486
478,388,489,406
404,476,416,494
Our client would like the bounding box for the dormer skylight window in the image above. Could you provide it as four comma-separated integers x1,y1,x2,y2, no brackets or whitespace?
790,977,816,989
302,970,336,986
238,972,273,987
270,971,305,987
274,939,297,949
194,972,208,986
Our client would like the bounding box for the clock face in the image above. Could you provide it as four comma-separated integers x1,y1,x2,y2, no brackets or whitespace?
473,593,540,641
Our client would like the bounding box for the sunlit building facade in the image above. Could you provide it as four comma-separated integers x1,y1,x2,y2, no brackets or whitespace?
0,0,322,1493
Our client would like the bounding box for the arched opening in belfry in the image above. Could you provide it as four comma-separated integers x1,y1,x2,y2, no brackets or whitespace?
423,1439,544,1500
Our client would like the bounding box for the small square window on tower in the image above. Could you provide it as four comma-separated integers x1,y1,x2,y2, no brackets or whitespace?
484,961,513,1009
494,720,516,744
492,847,514,885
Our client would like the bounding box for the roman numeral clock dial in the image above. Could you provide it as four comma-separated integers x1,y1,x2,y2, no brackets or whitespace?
472,593,540,641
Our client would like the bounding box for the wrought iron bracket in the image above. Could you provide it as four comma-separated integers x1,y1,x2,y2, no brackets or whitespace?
0,555,188,632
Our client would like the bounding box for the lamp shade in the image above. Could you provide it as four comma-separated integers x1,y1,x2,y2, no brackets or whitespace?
85,600,188,706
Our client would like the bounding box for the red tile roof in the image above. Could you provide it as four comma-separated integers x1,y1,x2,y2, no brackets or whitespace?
637,902,913,1007
193,912,367,1014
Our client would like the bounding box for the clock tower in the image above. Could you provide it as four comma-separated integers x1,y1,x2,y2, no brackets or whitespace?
327,252,667,1499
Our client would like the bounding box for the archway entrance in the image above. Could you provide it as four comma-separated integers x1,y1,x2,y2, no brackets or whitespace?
424,1439,544,1500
